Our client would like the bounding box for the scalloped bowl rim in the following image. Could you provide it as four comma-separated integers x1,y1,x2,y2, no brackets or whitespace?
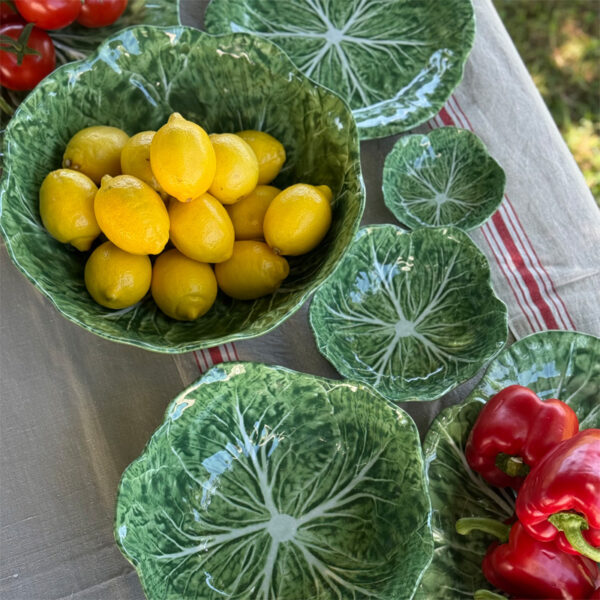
309,223,509,402
204,0,477,140
114,360,434,599
382,126,507,232
0,25,365,353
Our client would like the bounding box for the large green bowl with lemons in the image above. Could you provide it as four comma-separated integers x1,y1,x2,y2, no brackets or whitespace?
0,25,364,352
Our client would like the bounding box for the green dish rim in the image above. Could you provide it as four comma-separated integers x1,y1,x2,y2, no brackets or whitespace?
0,25,365,353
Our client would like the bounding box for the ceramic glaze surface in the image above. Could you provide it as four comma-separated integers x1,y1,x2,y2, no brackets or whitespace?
383,127,506,231
309,225,508,402
416,331,600,599
0,26,364,353
115,362,433,599
205,0,475,139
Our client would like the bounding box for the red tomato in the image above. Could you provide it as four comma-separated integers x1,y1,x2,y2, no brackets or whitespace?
14,0,81,30
0,22,55,90
1,1,17,21
77,0,128,28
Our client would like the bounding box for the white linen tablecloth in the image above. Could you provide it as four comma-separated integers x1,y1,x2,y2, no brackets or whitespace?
1,1,598,598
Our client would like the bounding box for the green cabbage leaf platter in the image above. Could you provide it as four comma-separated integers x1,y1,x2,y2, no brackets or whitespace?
205,0,475,139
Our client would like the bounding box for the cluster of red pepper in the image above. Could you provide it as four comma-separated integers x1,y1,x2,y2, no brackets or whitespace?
1,0,128,92
459,385,600,599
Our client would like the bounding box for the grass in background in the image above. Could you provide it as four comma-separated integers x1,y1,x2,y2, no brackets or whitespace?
493,0,599,199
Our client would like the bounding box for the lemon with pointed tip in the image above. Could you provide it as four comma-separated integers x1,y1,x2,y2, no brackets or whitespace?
208,133,259,204
263,183,332,256
39,169,100,251
215,241,289,300
168,192,234,263
94,174,170,255
151,249,218,321
150,113,216,203
62,126,129,184
226,185,280,240
120,131,166,197
236,130,286,184
84,241,151,309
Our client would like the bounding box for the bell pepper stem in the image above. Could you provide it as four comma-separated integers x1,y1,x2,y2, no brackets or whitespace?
548,512,600,561
0,94,14,116
456,517,511,543
495,452,530,477
474,590,507,600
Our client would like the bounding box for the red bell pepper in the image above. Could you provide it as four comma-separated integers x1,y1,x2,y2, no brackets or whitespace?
516,428,600,561
457,517,599,599
465,385,579,489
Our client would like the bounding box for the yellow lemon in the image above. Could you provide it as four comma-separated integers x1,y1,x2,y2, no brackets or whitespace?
39,169,100,251
62,126,129,184
150,112,216,203
226,185,280,240
94,174,170,255
214,240,289,300
120,131,165,197
84,241,151,309
168,192,235,263
263,183,332,256
151,249,218,321
208,133,259,205
236,130,286,184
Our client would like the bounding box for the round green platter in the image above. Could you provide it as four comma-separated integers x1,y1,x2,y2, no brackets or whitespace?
205,0,475,139
309,224,508,402
383,127,506,231
0,25,364,353
416,330,600,599
115,362,434,599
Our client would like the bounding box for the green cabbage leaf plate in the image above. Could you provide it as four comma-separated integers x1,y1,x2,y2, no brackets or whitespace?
205,0,475,139
416,330,600,599
309,224,508,402
383,127,506,232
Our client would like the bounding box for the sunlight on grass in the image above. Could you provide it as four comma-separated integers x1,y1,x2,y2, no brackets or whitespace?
494,0,599,202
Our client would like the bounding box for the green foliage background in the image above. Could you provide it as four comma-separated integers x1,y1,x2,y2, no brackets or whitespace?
494,0,599,201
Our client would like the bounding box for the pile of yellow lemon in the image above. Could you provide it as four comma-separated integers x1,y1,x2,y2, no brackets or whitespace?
39,113,333,321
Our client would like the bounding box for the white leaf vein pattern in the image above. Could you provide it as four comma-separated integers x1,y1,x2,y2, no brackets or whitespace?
228,0,430,108
150,394,394,598
325,238,480,386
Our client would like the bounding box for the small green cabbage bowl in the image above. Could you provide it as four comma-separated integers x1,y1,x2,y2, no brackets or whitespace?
0,25,364,352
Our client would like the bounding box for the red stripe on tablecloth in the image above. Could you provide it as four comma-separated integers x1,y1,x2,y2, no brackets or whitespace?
479,225,539,330
221,343,231,362
491,213,559,328
438,107,454,126
193,343,241,374
225,343,235,361
225,342,240,361
429,112,544,328
501,200,576,329
436,95,574,332
209,346,223,365
499,203,572,329
448,95,574,329
193,351,204,371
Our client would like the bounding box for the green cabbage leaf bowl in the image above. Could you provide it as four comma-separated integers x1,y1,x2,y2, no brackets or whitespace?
0,25,364,352
115,362,433,599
